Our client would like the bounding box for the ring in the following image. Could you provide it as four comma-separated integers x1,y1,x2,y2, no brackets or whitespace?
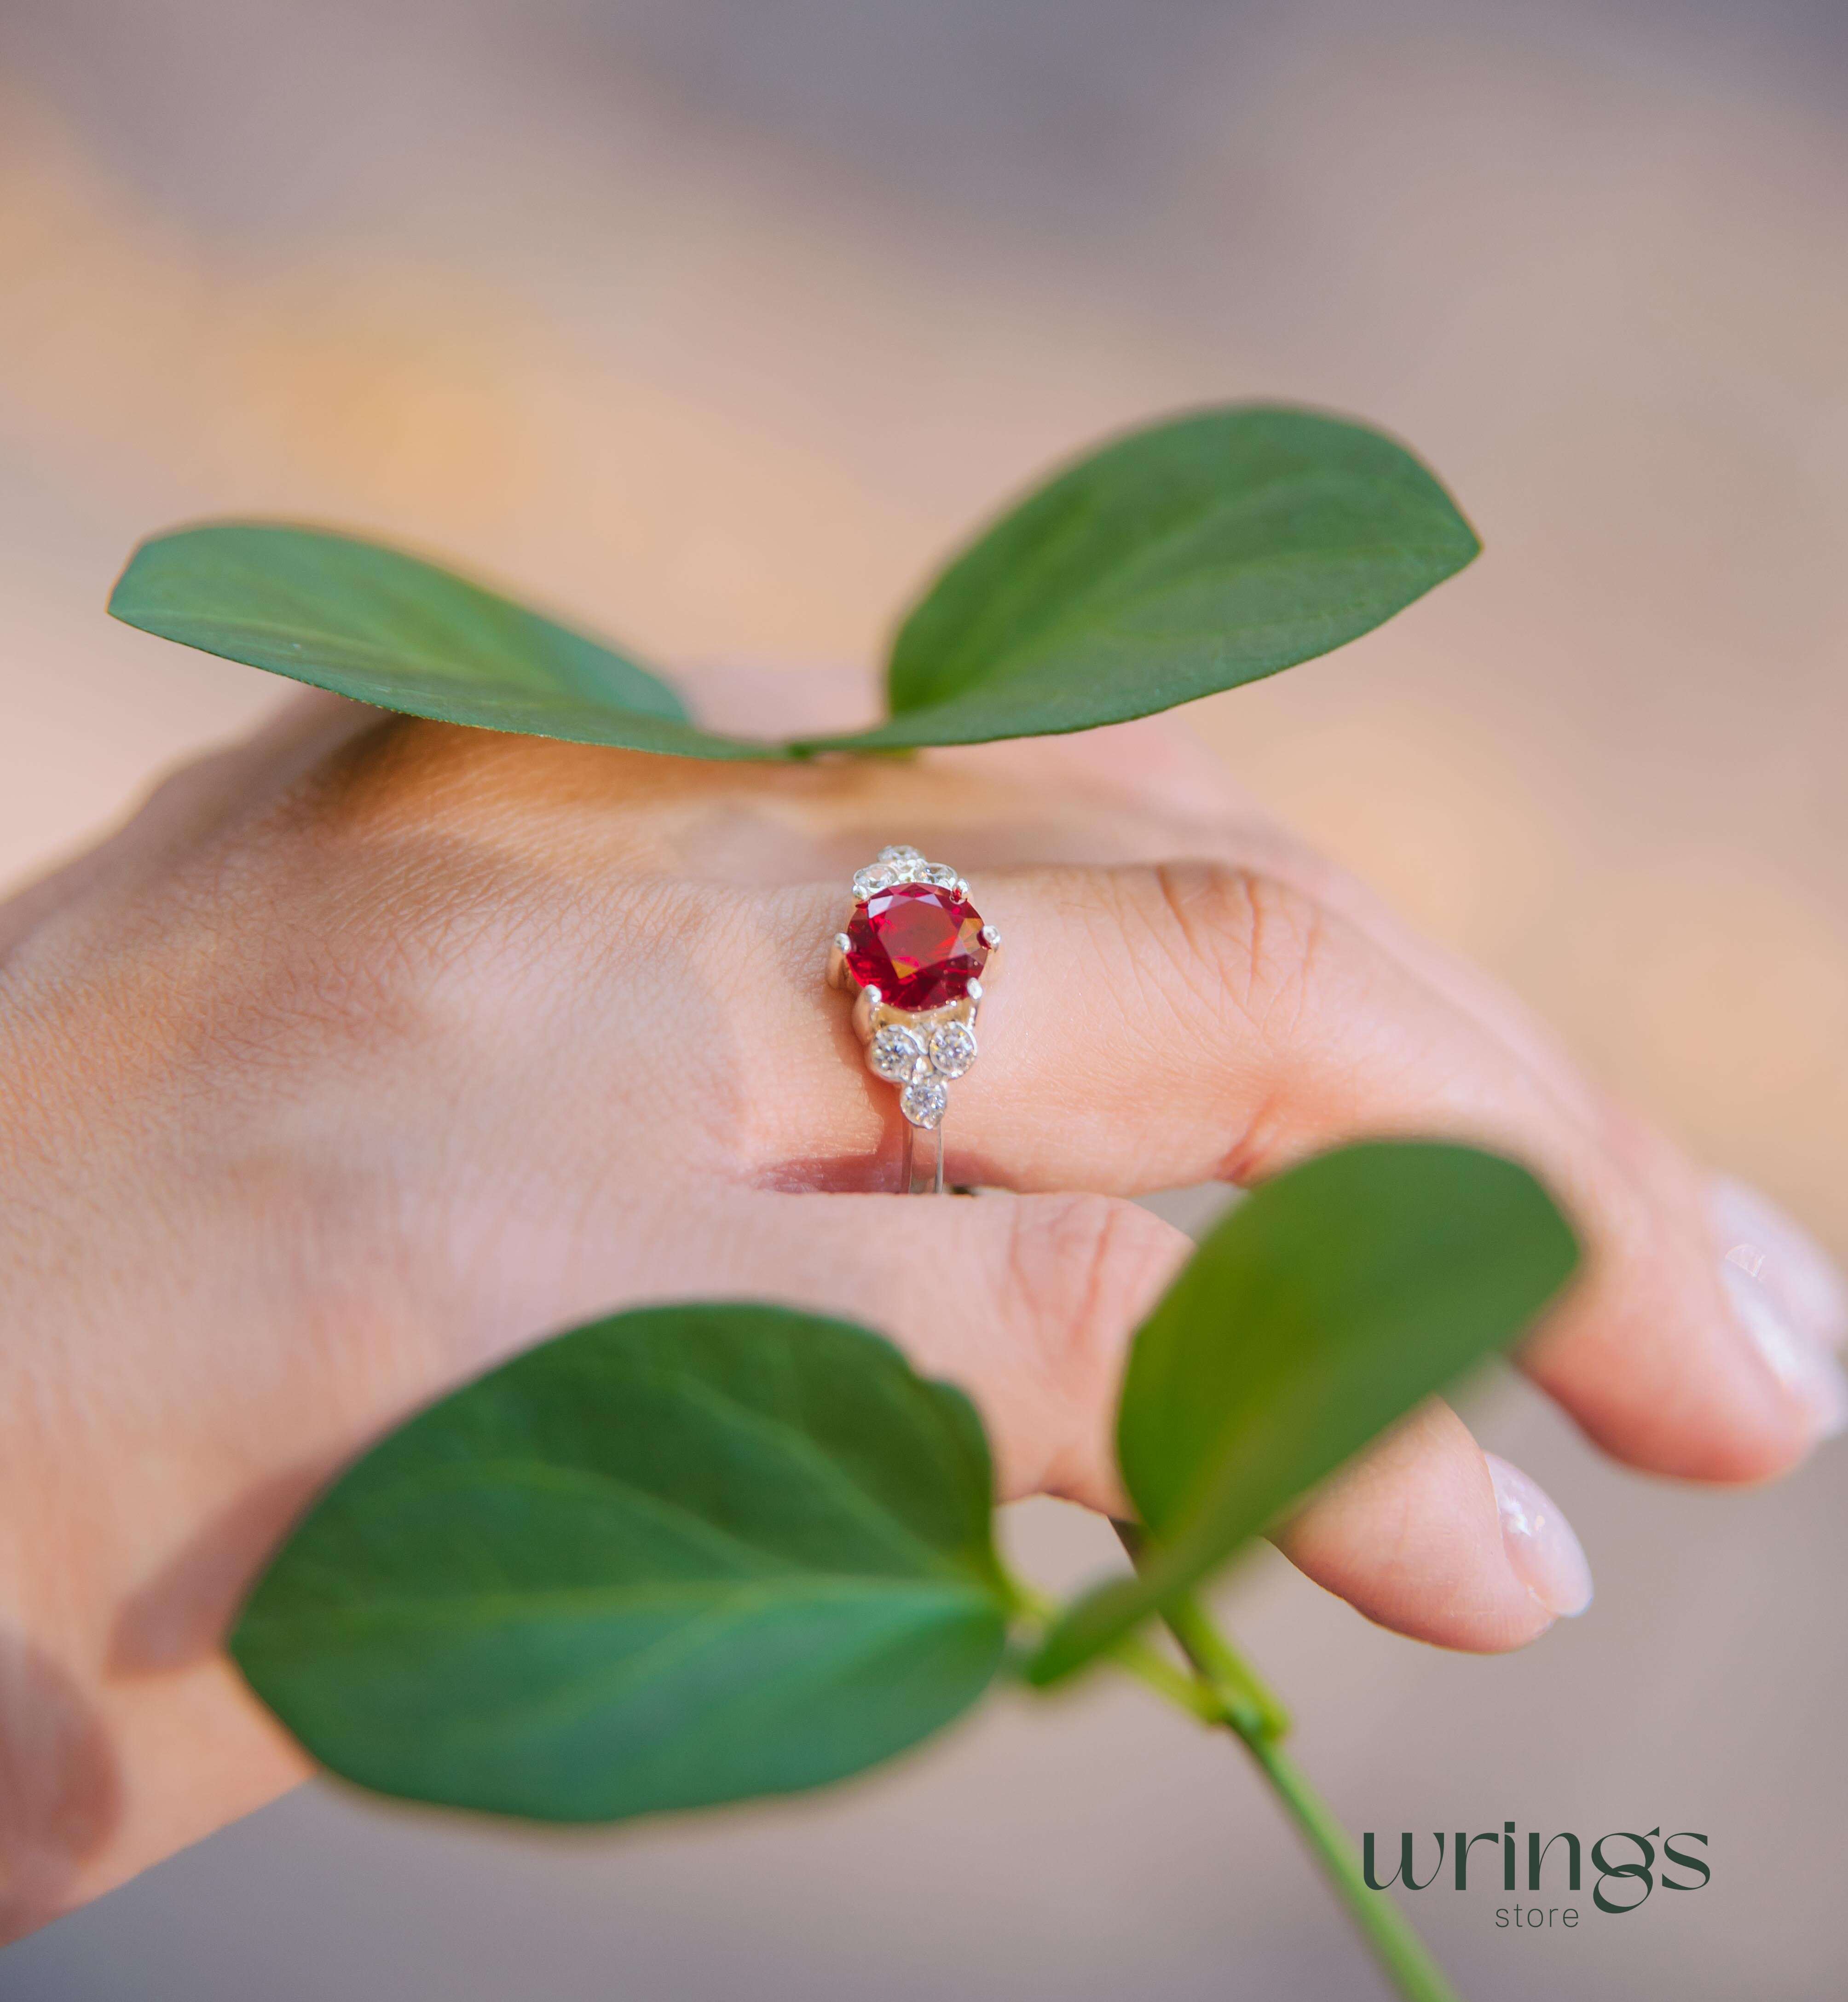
826,844,1001,1195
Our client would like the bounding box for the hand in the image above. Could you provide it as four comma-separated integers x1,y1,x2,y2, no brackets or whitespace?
1,671,1840,1935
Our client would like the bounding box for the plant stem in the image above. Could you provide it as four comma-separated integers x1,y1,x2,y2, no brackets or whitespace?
1109,1524,1462,2002
1236,1730,1463,2002
1107,1633,1223,1721
1155,1589,1291,1738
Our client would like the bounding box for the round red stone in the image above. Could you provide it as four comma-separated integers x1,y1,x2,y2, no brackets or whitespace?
845,884,988,1012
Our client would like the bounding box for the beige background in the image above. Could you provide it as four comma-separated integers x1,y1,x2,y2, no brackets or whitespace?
1,2,1844,1995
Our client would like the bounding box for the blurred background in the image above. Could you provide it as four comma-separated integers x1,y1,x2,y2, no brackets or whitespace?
1,1,1844,1996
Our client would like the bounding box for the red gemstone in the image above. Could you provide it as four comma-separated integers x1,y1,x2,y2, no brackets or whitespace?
845,885,988,1012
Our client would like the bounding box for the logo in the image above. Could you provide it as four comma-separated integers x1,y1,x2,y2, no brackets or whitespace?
1362,1823,1710,1928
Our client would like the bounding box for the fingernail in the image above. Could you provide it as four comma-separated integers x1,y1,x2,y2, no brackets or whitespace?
1484,1453,1594,1619
1720,1260,1848,1443
1709,1175,1848,1351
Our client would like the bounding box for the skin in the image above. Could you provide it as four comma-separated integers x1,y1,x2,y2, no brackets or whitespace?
0,671,1832,1939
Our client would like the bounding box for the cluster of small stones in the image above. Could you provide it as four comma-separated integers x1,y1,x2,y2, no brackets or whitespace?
869,1019,979,1089
852,844,960,900
868,1023,977,1128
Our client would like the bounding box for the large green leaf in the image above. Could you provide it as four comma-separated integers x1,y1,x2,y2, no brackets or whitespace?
803,405,1479,752
1028,1141,1577,1684
232,1302,1013,1821
109,523,783,760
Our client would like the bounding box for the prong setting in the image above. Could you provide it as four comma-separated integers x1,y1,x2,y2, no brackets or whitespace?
851,986,882,1041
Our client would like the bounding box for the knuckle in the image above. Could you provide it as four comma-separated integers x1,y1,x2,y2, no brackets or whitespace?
172,863,509,1083
1132,859,1330,1051
183,728,706,1069
1086,860,1344,1188
284,718,543,837
998,1192,1182,1406
170,898,450,1082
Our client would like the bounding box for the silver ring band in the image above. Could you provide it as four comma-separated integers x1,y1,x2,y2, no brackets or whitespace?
826,845,1001,1196
901,1122,946,1198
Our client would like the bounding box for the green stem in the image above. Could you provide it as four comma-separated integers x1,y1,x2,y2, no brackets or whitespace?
1108,1524,1462,2002
1155,1590,1291,1739
1238,1730,1463,2002
1107,1633,1223,1721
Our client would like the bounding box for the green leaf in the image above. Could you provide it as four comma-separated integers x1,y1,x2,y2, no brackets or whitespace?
111,409,1477,758
803,405,1479,752
231,1302,1012,1822
1028,1141,1577,1684
109,523,784,761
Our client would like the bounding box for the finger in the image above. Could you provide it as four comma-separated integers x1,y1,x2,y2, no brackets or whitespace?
739,864,1840,1489
1709,1172,1848,1353
645,1188,1189,1514
1274,1402,1593,1652
658,1192,1589,1655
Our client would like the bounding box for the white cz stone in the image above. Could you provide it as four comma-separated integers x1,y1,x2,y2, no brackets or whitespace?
901,1077,949,1128
869,1024,927,1082
929,1022,977,1078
